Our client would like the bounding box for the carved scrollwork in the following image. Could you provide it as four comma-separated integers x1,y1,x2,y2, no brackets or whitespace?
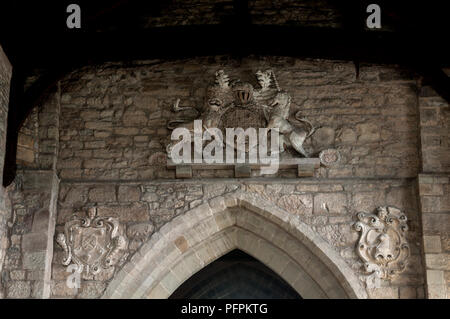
354,207,410,288
56,207,127,275
319,149,341,167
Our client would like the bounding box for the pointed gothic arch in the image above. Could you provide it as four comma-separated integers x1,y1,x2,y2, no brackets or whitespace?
103,192,367,299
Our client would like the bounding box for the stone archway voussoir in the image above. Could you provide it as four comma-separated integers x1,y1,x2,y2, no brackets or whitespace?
103,193,368,299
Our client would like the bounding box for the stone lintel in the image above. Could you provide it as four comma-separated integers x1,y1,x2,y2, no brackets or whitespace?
297,164,316,177
168,158,321,177
235,165,252,178
176,165,193,179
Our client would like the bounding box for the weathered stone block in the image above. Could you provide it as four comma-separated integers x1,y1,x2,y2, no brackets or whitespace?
51,281,78,297
118,186,141,202
31,280,46,299
386,186,416,211
16,147,35,163
428,284,448,299
235,165,251,178
426,254,450,271
297,164,315,177
142,192,159,202
22,232,48,252
420,183,444,196
356,123,380,143
399,287,417,299
115,127,140,136
88,186,117,203
22,251,46,270
427,270,445,286
277,194,313,215
367,287,399,299
123,110,147,126
174,236,189,254
314,193,348,215
97,203,149,222
52,265,71,281
352,191,385,213
424,236,442,254
337,128,357,144
328,167,352,178
316,224,357,247
84,141,106,149
296,184,319,192
60,186,87,207
94,131,112,139
94,267,115,282
127,223,154,241
176,165,192,179
7,281,32,299
420,107,439,126
78,281,106,299
80,110,100,120
312,127,335,147
423,214,450,235
203,184,227,199
58,158,82,169
9,270,26,281
84,159,113,169
85,121,112,130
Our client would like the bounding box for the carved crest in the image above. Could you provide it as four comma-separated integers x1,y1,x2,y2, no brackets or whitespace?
167,69,324,158
56,207,127,275
354,207,410,288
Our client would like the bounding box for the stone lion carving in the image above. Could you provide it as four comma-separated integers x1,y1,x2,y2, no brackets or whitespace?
56,207,127,275
168,70,233,131
354,206,410,288
166,70,233,156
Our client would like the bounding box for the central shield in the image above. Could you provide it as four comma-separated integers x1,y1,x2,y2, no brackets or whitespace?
72,226,110,266
219,104,267,132
217,82,272,153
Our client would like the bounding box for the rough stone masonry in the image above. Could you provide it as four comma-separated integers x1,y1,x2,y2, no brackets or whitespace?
0,54,448,299
0,45,12,299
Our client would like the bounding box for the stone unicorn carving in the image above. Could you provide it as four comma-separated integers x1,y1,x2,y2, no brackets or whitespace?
265,89,318,157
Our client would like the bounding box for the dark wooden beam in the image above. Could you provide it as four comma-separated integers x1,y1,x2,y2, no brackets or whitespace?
3,68,25,187
233,0,251,25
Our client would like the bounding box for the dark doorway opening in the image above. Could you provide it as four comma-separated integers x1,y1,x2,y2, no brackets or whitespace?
170,250,302,299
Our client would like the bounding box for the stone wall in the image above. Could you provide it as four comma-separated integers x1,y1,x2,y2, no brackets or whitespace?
419,84,450,173
0,45,12,298
2,90,60,299
419,175,450,299
2,171,58,299
51,179,424,299
4,55,448,299
16,110,38,166
418,82,450,299
56,57,420,181
16,86,60,168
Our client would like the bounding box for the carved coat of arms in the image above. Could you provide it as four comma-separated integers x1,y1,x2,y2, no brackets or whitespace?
167,69,323,158
354,206,410,288
56,207,127,275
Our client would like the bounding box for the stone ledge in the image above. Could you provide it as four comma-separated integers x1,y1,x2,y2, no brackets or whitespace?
167,158,320,170
58,177,417,185
168,158,321,178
